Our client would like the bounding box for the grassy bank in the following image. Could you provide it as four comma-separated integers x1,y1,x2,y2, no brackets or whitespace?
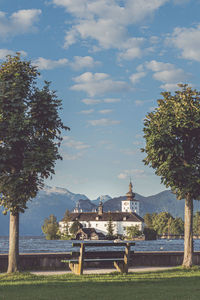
0,268,200,300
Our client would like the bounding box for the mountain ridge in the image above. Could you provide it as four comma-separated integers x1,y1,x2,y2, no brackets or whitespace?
1,186,200,236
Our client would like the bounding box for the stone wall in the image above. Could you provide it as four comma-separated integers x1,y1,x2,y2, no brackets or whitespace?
1,251,200,272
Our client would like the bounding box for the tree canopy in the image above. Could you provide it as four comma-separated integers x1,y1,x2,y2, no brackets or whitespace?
0,54,69,215
142,84,200,201
144,212,184,236
42,214,59,240
142,84,200,267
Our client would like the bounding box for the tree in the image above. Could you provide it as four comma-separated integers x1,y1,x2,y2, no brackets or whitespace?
70,220,82,237
169,217,184,235
142,84,200,267
60,209,71,239
152,212,173,235
126,225,142,239
144,213,154,228
106,215,114,239
42,214,59,240
143,227,157,240
0,54,69,272
193,211,200,236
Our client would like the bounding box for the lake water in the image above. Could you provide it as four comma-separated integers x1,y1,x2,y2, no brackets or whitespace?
1,236,200,253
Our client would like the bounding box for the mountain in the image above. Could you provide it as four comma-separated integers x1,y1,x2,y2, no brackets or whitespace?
1,186,200,236
0,185,88,236
92,195,112,206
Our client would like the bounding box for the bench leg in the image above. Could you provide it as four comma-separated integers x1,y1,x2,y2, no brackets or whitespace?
114,261,125,273
69,262,80,275
123,243,131,274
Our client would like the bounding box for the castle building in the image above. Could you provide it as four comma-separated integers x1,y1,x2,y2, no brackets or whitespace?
122,181,139,214
59,181,144,238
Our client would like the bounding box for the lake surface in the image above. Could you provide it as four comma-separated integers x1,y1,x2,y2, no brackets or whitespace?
1,236,200,253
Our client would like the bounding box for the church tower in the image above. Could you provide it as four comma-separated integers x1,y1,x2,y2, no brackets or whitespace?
122,181,139,214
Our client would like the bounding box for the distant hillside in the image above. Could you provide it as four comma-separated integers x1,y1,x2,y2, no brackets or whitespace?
1,186,200,236
0,185,88,236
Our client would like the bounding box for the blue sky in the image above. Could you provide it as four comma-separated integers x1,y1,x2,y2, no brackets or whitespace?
1,0,200,199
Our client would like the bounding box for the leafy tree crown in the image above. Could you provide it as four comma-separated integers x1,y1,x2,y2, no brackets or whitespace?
142,84,200,200
0,54,69,214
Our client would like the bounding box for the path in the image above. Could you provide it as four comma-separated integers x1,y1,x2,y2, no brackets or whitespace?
31,266,175,276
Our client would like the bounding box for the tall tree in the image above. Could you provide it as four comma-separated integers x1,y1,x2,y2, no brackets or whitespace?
42,214,59,240
69,220,82,237
193,211,200,236
142,84,200,267
126,225,142,239
0,54,69,273
106,214,114,239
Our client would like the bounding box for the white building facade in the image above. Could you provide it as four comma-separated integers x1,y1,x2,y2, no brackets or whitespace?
59,181,144,237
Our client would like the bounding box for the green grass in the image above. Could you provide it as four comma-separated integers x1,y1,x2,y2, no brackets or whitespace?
1,267,200,300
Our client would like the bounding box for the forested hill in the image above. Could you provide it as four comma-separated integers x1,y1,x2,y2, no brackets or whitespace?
1,186,200,236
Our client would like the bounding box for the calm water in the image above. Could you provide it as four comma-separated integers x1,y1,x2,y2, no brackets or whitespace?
1,236,200,253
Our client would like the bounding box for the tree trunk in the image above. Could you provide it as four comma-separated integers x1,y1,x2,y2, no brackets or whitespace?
182,194,193,268
7,212,19,273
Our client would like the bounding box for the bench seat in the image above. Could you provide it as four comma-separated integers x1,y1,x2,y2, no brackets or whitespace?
62,257,125,263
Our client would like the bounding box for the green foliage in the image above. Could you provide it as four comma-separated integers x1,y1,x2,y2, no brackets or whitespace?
106,214,114,238
41,214,59,240
144,212,184,235
169,217,184,235
126,225,142,239
0,54,69,215
152,212,173,235
69,220,82,236
193,211,200,235
144,213,154,229
143,227,157,240
142,84,200,201
58,209,71,239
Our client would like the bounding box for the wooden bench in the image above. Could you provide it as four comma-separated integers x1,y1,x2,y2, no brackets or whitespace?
62,241,135,275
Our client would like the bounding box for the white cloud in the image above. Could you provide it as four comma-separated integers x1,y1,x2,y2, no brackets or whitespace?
145,60,188,90
0,9,41,37
129,71,147,84
82,98,101,105
52,0,168,50
0,49,27,60
129,60,188,88
88,118,120,126
118,169,146,179
118,37,146,60
167,24,200,62
71,72,128,96
79,109,94,114
160,83,181,91
62,152,83,160
104,98,120,103
63,136,90,150
70,56,100,70
33,57,68,70
120,148,137,156
98,109,113,114
134,100,145,106
118,172,128,179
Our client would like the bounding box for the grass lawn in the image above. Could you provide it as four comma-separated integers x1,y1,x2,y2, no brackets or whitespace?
0,267,200,300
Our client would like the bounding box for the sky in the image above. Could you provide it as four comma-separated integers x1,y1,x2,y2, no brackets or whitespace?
0,0,200,200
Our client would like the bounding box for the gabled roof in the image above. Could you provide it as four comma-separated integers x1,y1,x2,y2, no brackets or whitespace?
62,212,144,222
